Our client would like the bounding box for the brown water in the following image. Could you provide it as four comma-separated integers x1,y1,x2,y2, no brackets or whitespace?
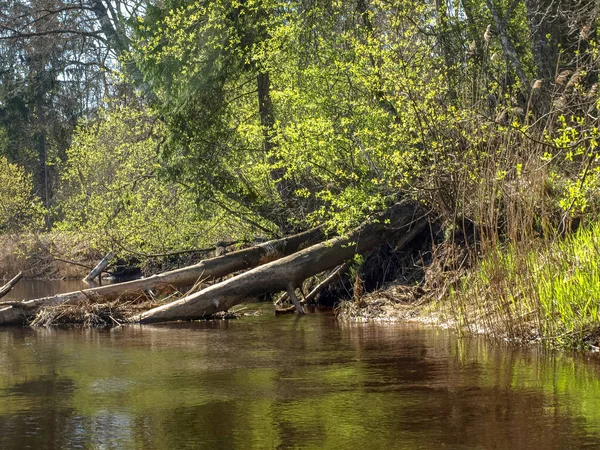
1,301,600,449
4,279,91,301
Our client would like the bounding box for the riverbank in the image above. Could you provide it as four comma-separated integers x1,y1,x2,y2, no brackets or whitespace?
0,232,103,280
337,224,600,351
5,222,600,352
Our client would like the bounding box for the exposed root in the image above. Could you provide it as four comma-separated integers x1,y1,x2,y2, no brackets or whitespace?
336,240,468,322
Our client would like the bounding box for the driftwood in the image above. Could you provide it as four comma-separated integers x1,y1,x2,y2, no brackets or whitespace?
83,251,115,283
0,272,23,300
0,228,325,326
133,201,427,324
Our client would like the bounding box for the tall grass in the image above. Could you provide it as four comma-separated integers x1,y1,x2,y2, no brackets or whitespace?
447,223,600,349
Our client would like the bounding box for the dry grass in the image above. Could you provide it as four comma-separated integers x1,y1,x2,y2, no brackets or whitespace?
335,284,428,322
28,296,249,328
29,300,137,328
0,232,103,280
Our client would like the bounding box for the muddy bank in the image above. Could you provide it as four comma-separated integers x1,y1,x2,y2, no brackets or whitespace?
336,276,600,351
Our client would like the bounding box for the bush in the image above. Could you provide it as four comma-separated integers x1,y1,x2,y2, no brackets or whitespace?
0,156,44,232
54,103,248,254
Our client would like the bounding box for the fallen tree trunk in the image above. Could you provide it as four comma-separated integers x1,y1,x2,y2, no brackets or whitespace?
0,272,23,300
0,228,324,326
83,251,114,283
133,201,427,324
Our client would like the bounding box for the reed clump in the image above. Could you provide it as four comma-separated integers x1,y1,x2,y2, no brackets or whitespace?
446,224,600,349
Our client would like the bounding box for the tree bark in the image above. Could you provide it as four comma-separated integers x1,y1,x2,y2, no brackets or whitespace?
132,201,427,324
83,250,114,283
0,228,325,326
0,272,23,299
485,0,530,93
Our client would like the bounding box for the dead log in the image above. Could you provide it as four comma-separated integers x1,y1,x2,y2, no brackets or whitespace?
83,251,115,283
286,284,305,315
133,201,427,324
0,227,325,326
0,272,23,299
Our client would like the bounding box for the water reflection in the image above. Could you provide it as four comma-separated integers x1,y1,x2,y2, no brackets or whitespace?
0,307,599,449
4,279,91,301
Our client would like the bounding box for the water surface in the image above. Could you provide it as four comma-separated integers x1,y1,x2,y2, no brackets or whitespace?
5,279,95,301
1,305,600,449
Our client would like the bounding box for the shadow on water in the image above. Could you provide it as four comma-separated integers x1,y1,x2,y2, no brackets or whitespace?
0,303,600,449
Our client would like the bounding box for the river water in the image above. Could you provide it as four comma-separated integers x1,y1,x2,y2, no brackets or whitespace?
5,279,97,300
1,285,600,449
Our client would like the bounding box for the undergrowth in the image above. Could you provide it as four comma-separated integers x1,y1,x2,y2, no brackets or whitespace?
447,223,600,349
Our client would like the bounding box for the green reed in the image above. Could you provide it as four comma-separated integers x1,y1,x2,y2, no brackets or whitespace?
449,223,600,349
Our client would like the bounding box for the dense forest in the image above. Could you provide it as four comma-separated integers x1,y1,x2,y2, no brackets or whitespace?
1,0,599,345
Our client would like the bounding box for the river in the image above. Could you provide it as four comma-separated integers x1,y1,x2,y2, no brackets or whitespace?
1,283,600,448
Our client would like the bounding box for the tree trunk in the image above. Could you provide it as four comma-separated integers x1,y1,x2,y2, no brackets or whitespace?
356,0,402,117
133,201,427,324
434,0,459,101
0,228,325,326
89,0,157,102
257,70,296,231
0,272,23,299
83,250,114,283
485,0,530,93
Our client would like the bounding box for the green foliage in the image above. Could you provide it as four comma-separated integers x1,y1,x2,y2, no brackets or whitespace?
54,103,246,253
450,223,600,348
132,0,468,232
133,0,279,223
0,157,44,232
131,0,592,238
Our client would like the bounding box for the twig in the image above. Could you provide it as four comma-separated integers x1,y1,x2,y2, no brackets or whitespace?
305,261,352,303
